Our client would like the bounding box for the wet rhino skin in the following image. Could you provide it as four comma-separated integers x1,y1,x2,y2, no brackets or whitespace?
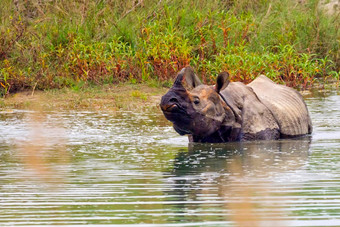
248,75,312,137
196,76,312,142
160,67,312,143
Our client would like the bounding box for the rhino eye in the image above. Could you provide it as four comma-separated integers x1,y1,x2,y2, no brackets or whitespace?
193,97,200,105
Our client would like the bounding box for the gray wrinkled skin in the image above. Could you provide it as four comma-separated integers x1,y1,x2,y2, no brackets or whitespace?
160,67,312,143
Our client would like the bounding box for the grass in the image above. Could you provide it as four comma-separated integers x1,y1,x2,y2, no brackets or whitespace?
0,83,168,111
0,0,339,97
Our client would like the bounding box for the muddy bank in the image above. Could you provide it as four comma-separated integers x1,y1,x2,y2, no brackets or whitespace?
0,84,168,112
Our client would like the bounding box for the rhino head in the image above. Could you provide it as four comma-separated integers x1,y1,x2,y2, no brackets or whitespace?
160,67,237,141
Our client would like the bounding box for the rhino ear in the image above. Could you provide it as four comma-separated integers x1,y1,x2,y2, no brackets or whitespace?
181,66,202,89
173,66,202,89
215,72,230,93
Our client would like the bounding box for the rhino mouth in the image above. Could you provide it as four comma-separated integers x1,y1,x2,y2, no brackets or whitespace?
161,104,191,127
161,103,178,112
161,102,188,116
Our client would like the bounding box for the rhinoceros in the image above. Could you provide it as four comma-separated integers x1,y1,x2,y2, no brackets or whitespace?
160,67,312,143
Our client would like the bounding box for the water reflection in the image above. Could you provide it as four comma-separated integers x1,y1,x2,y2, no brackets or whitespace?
174,139,311,174
166,139,311,226
2,91,340,226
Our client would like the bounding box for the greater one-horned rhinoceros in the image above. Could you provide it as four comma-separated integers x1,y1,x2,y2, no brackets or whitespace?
160,67,312,143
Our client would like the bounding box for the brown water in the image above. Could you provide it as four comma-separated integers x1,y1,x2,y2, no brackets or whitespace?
1,90,340,226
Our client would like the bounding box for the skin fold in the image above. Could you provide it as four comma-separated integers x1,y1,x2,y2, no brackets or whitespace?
160,67,312,143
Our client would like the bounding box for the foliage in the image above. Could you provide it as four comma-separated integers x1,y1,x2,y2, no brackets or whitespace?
0,0,339,95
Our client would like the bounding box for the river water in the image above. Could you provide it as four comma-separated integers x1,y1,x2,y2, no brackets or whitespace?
1,90,340,226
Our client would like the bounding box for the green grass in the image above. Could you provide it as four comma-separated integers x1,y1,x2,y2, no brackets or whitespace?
0,0,339,96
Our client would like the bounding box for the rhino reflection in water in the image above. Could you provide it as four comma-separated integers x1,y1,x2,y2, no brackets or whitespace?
165,139,311,225
160,67,312,143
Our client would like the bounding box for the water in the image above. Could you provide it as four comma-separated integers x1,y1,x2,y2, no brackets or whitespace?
1,90,340,226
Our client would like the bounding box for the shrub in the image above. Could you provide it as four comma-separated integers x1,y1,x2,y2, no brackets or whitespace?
0,0,339,95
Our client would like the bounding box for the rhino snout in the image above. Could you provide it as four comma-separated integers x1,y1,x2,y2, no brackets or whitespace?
160,94,180,112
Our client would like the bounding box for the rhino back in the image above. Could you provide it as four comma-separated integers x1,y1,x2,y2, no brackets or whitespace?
248,75,312,137
220,82,280,140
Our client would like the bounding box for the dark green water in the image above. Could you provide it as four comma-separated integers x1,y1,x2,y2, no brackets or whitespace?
1,90,340,226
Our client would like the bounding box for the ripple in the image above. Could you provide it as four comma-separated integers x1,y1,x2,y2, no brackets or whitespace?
1,92,340,225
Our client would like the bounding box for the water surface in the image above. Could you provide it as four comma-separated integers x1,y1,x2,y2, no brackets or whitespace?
1,90,340,226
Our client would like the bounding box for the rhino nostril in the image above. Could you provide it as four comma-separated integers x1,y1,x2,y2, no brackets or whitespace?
169,97,178,103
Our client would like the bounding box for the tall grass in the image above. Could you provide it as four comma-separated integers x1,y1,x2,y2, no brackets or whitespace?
0,0,339,96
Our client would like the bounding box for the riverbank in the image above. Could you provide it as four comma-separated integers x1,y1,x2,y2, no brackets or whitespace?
0,84,168,112
1,80,338,112
1,0,339,96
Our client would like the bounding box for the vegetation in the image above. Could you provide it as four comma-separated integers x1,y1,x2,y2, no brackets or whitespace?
0,84,167,111
0,0,339,96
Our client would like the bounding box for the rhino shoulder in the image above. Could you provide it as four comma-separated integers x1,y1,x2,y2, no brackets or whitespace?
248,75,312,136
221,82,280,140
